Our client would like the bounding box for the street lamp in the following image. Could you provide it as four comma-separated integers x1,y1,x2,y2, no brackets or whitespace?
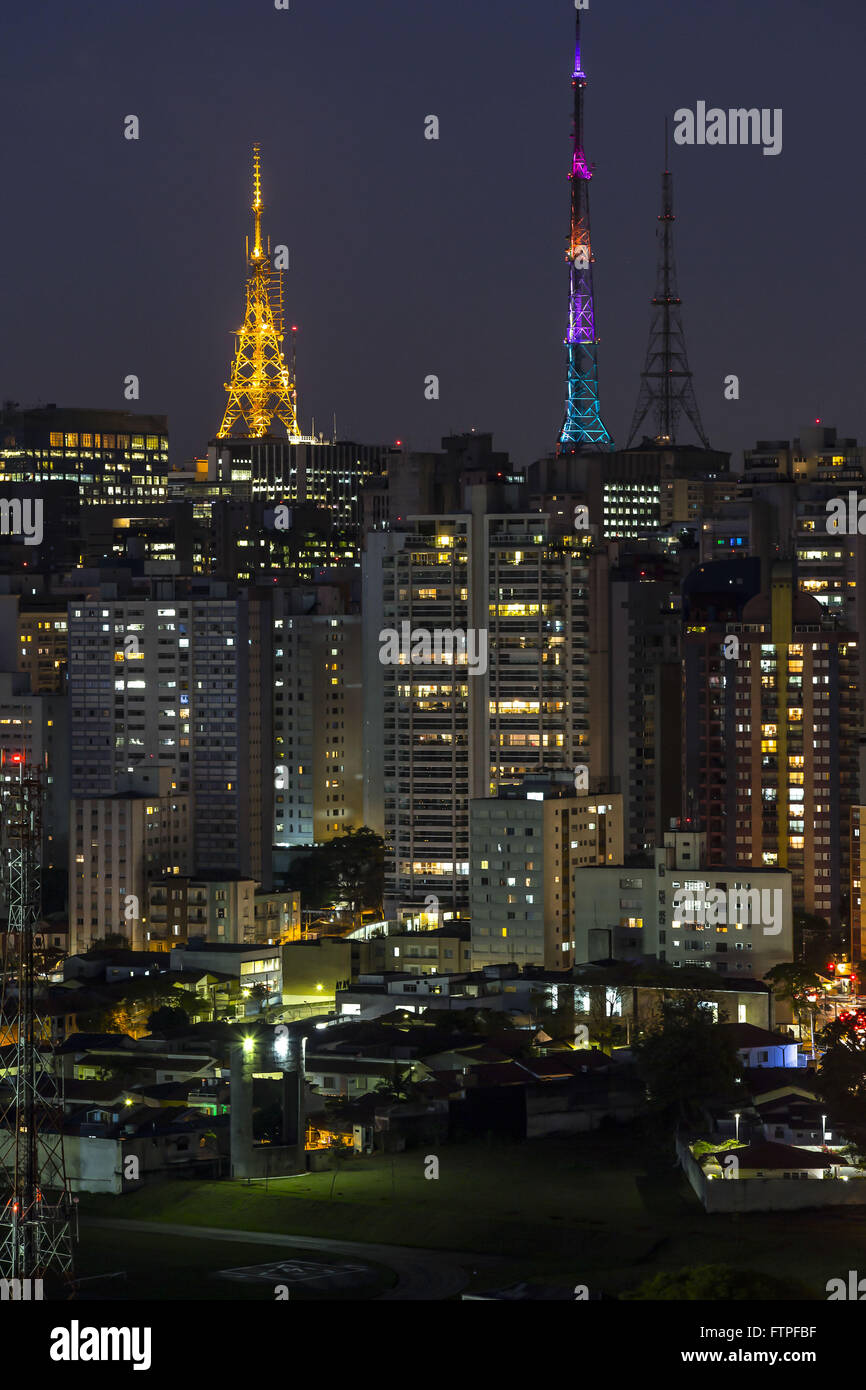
734,1112,740,1142
822,1113,828,1146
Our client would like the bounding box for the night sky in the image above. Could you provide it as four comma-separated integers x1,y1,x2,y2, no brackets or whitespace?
1,0,862,470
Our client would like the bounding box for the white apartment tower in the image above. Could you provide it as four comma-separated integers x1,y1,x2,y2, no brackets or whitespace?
272,598,363,846
376,496,592,921
69,767,192,952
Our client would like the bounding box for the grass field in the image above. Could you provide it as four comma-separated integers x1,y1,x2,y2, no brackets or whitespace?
76,1130,866,1298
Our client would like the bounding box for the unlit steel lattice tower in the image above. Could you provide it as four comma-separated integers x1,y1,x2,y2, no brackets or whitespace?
627,127,710,450
0,756,75,1293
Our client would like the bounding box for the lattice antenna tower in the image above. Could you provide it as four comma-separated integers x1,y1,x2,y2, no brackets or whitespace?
218,143,302,440
0,756,76,1295
626,123,710,449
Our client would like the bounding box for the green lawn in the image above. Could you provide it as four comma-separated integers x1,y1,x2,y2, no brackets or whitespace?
76,1132,865,1298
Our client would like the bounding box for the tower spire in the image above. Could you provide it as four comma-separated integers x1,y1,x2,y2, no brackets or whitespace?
218,144,301,441
559,9,612,454
251,141,263,260
626,126,710,449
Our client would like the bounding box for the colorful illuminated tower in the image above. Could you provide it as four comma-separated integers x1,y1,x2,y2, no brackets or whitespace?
219,144,301,440
559,10,612,453
627,128,710,448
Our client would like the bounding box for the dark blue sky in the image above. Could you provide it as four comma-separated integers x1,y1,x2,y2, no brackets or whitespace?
1,0,863,468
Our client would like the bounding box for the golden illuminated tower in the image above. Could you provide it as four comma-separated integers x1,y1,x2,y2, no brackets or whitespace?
218,144,300,440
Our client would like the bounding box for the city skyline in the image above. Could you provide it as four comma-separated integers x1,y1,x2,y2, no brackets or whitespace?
1,0,863,469
2,0,866,1333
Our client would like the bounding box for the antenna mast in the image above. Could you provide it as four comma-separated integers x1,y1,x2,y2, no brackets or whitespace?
218,144,305,441
559,9,612,453
627,123,710,449
0,757,76,1296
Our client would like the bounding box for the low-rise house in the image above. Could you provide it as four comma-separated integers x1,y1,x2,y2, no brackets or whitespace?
304,1054,430,1099
170,941,282,1006
337,969,529,1021
58,1106,229,1192
679,1133,866,1211
754,1095,838,1149
56,1033,220,1087
700,1139,841,1180
63,949,170,984
281,937,370,1007
254,889,301,944
448,1062,643,1140
365,926,472,977
718,1023,800,1069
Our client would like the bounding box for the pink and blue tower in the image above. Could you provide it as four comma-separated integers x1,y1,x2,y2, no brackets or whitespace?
559,9,612,453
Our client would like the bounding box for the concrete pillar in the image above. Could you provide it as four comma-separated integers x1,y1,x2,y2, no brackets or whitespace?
230,1038,255,1179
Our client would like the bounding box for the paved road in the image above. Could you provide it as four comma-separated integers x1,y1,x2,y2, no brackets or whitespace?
86,1217,488,1300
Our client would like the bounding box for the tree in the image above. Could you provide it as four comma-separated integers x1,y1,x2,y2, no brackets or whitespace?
282,828,385,915
588,986,627,1055
78,1002,136,1036
325,827,385,914
632,994,742,1125
282,847,338,911
764,963,822,1053
529,988,576,1046
816,1017,866,1157
248,983,270,1011
793,910,838,969
373,1065,418,1105
146,1005,189,1033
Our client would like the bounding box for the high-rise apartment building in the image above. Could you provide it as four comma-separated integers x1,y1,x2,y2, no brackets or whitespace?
374,495,592,921
851,807,866,965
145,875,256,949
589,547,685,856
683,562,858,926
69,768,192,952
470,777,623,970
67,582,271,886
526,445,732,542
572,830,793,981
0,596,70,692
0,671,68,877
0,405,169,505
273,593,363,845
